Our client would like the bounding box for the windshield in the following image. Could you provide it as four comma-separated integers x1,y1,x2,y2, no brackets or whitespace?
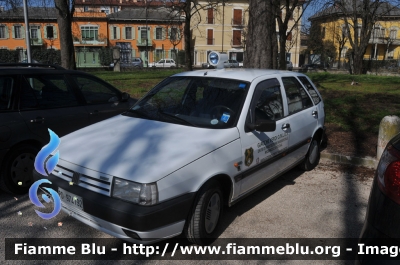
124,76,249,129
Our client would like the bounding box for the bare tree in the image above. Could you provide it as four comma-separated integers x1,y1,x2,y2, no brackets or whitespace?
332,0,400,74
54,0,76,69
245,0,278,69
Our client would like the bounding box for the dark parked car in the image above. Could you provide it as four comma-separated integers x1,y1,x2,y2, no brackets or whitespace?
110,57,143,68
358,132,400,264
0,63,136,194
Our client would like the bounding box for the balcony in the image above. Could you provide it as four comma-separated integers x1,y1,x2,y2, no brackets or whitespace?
207,38,214,45
230,39,243,48
73,38,107,45
368,37,400,45
136,38,153,46
231,18,244,27
31,38,43,46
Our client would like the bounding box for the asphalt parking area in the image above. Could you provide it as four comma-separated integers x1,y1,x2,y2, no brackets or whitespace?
0,160,375,265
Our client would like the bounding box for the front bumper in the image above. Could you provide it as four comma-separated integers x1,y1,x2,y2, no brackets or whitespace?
33,170,195,243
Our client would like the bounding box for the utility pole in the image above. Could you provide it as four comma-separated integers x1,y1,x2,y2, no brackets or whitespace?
221,0,225,52
22,0,32,62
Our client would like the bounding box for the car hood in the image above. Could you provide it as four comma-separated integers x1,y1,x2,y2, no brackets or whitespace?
58,115,239,183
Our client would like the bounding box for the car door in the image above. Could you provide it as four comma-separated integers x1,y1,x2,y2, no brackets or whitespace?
18,73,89,142
238,78,293,195
71,74,130,125
281,76,318,163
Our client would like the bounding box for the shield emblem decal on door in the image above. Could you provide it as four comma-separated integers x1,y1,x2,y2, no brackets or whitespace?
244,147,254,167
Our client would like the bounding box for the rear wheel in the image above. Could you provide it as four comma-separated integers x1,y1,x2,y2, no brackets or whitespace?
0,144,39,194
299,137,320,171
185,180,223,245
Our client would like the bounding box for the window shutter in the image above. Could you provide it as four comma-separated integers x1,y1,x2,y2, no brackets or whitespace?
153,27,156,39
21,26,25,38
5,26,9,39
37,27,42,40
168,28,171,39
12,26,15,38
132,49,135,57
53,26,57,39
122,26,126,39
168,50,171,58
147,28,150,41
109,26,114,40
132,27,135,39
44,26,47,38
116,26,120,39
162,27,166,40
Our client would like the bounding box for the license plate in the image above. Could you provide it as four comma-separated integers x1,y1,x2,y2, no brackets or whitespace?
58,188,84,211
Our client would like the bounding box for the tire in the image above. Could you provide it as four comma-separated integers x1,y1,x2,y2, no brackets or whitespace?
0,144,39,194
185,181,223,245
299,137,320,171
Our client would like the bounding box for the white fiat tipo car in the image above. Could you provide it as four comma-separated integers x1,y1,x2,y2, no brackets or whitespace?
34,68,325,245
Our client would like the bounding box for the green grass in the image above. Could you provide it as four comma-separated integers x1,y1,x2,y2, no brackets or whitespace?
307,73,400,135
93,69,184,98
90,70,400,137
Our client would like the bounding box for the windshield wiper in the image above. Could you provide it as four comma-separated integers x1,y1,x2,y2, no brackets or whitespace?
124,109,153,119
157,110,195,126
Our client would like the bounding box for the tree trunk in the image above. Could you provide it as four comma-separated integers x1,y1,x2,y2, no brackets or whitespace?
184,2,193,71
245,0,277,69
54,0,76,70
353,51,364,75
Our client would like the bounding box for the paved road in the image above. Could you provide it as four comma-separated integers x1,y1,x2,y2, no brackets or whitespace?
0,160,374,265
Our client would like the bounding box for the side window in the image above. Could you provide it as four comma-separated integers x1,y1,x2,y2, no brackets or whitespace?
297,76,321,105
20,75,78,109
250,78,284,122
0,77,14,110
73,75,120,104
282,77,313,115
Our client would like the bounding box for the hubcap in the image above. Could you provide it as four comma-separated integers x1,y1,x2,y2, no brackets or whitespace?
10,152,35,187
205,193,221,234
308,140,318,164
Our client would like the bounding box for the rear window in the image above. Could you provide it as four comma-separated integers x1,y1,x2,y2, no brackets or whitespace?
0,77,14,110
297,76,321,105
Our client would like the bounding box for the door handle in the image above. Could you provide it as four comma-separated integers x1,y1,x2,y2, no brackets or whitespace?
282,123,290,130
89,110,99,115
312,110,318,118
30,117,44,123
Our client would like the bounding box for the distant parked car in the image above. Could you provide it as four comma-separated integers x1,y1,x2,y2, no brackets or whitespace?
151,59,176,68
286,61,293,71
110,57,143,68
238,61,243,68
224,59,239,68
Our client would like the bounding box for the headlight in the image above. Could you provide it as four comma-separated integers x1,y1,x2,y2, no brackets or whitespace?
112,177,158,205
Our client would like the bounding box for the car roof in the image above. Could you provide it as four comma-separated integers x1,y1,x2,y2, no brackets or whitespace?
0,63,93,75
173,68,304,82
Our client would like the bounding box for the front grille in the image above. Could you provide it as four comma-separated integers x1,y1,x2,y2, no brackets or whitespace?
51,162,112,196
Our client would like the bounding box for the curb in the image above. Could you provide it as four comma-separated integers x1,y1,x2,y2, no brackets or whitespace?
320,151,378,169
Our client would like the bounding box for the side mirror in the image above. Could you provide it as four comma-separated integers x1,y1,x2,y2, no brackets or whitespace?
247,119,276,132
121,92,130,102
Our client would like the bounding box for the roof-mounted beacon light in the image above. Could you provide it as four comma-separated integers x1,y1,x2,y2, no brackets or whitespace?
208,51,228,69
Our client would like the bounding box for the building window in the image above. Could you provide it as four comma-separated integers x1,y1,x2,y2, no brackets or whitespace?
233,9,242,25
322,27,325,38
30,26,39,39
155,49,163,61
84,6,89,12
207,8,214,24
155,27,163,40
207,29,213,45
113,6,118,13
140,28,148,40
14,25,22,38
232,30,241,46
113,27,117,39
0,25,6,39
81,26,98,41
125,27,132,39
170,28,178,41
390,29,397,40
46,26,54,39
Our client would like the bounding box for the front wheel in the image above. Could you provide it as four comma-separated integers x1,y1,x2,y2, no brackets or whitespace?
299,137,320,171
0,144,39,194
185,181,223,245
